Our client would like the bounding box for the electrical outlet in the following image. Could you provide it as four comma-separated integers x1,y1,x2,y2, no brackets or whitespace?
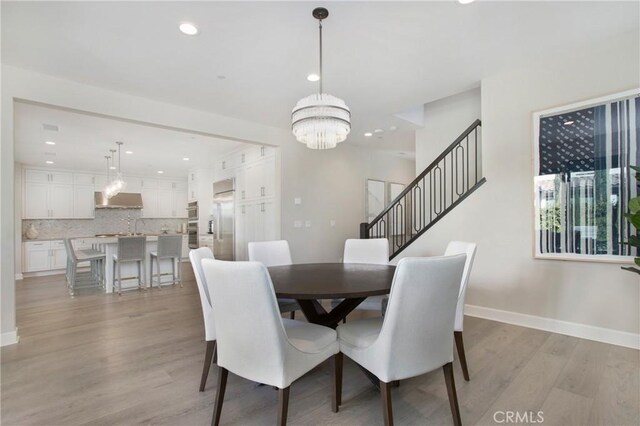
294,220,302,228
294,197,302,205
305,220,311,228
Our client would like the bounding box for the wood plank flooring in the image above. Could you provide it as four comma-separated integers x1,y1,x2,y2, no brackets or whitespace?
2,265,638,425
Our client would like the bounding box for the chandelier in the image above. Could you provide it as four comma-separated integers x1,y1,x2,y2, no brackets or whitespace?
103,141,127,199
291,8,350,150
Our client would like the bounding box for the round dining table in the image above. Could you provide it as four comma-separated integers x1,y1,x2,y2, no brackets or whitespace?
268,263,396,329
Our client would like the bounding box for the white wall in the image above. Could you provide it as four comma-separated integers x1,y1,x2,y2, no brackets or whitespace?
281,138,414,263
0,65,414,344
400,30,640,345
415,87,481,174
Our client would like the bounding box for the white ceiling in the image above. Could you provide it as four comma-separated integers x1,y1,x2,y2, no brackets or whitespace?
3,1,639,154
14,101,247,178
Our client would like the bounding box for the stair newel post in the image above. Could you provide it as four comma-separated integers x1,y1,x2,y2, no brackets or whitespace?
360,223,369,239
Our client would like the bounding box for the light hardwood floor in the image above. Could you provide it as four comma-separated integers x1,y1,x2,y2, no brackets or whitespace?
2,265,638,425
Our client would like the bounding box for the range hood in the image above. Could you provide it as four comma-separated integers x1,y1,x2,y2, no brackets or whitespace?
95,192,143,209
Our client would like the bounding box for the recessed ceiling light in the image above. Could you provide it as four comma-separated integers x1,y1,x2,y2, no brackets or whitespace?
458,0,475,4
183,157,190,161
45,160,54,164
157,170,164,174
45,141,56,145
364,132,373,137
563,120,574,126
109,166,116,170
374,129,384,133
125,150,133,154
179,22,198,36
307,74,320,82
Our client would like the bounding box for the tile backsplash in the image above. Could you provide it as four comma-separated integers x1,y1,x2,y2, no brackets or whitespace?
23,209,187,240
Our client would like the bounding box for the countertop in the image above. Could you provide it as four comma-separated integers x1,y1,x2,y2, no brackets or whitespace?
24,233,187,243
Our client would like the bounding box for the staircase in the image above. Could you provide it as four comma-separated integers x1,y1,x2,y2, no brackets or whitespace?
360,119,486,259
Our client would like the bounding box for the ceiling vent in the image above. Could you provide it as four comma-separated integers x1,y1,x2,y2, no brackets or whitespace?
42,123,59,131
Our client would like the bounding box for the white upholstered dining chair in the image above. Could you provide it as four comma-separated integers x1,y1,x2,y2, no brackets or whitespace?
248,240,299,319
333,238,389,316
336,255,467,426
188,247,217,392
202,259,340,426
444,241,477,381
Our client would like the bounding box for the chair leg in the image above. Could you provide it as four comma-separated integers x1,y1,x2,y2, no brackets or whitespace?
211,366,228,426
380,380,394,426
331,353,343,413
178,257,183,287
443,362,462,426
156,256,162,289
137,261,142,290
277,386,290,426
454,331,470,381
289,311,295,320
200,340,216,392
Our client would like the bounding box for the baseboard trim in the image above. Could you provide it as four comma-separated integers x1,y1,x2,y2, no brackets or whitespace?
15,273,24,280
465,304,640,350
1,329,19,347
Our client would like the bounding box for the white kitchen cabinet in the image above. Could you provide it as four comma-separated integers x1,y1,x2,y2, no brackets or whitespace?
24,241,51,272
141,188,159,218
24,181,74,219
199,235,214,251
73,185,95,218
50,184,74,218
50,241,68,270
234,157,276,202
235,199,277,261
173,189,188,218
73,173,95,186
24,182,50,219
142,182,188,219
23,240,67,273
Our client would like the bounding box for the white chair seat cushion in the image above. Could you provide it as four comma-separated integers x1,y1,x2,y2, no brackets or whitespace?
282,319,337,353
337,317,383,349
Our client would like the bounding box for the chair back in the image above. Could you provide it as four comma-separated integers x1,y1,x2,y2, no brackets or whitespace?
444,241,477,331
64,238,78,262
375,255,466,381
202,259,289,385
247,240,292,267
189,247,216,341
343,238,389,264
157,235,183,258
116,236,146,262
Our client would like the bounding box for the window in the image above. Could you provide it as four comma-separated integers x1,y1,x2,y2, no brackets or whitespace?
533,90,639,261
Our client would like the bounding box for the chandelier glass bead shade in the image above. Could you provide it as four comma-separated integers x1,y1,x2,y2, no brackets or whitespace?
291,93,351,150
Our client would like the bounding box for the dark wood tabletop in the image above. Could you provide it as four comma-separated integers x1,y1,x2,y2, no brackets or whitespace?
268,263,396,299
267,263,395,329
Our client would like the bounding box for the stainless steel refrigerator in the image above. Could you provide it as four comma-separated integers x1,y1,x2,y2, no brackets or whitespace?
212,178,235,261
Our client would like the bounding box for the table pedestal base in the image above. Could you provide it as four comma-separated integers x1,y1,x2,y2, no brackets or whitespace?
296,297,365,329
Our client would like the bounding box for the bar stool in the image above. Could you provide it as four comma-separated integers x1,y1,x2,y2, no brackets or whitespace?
150,235,183,289
64,239,106,296
113,236,146,295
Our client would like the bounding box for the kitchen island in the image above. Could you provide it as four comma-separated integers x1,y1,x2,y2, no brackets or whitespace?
73,234,188,294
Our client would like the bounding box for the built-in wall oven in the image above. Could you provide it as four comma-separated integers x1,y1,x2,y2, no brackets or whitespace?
187,201,199,249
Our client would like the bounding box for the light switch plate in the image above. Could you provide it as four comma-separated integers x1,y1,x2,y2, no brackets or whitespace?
294,197,302,205
330,220,336,227
294,220,302,228
305,220,311,228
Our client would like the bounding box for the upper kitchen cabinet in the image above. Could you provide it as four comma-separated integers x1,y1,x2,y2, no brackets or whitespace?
141,178,188,218
24,169,75,219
